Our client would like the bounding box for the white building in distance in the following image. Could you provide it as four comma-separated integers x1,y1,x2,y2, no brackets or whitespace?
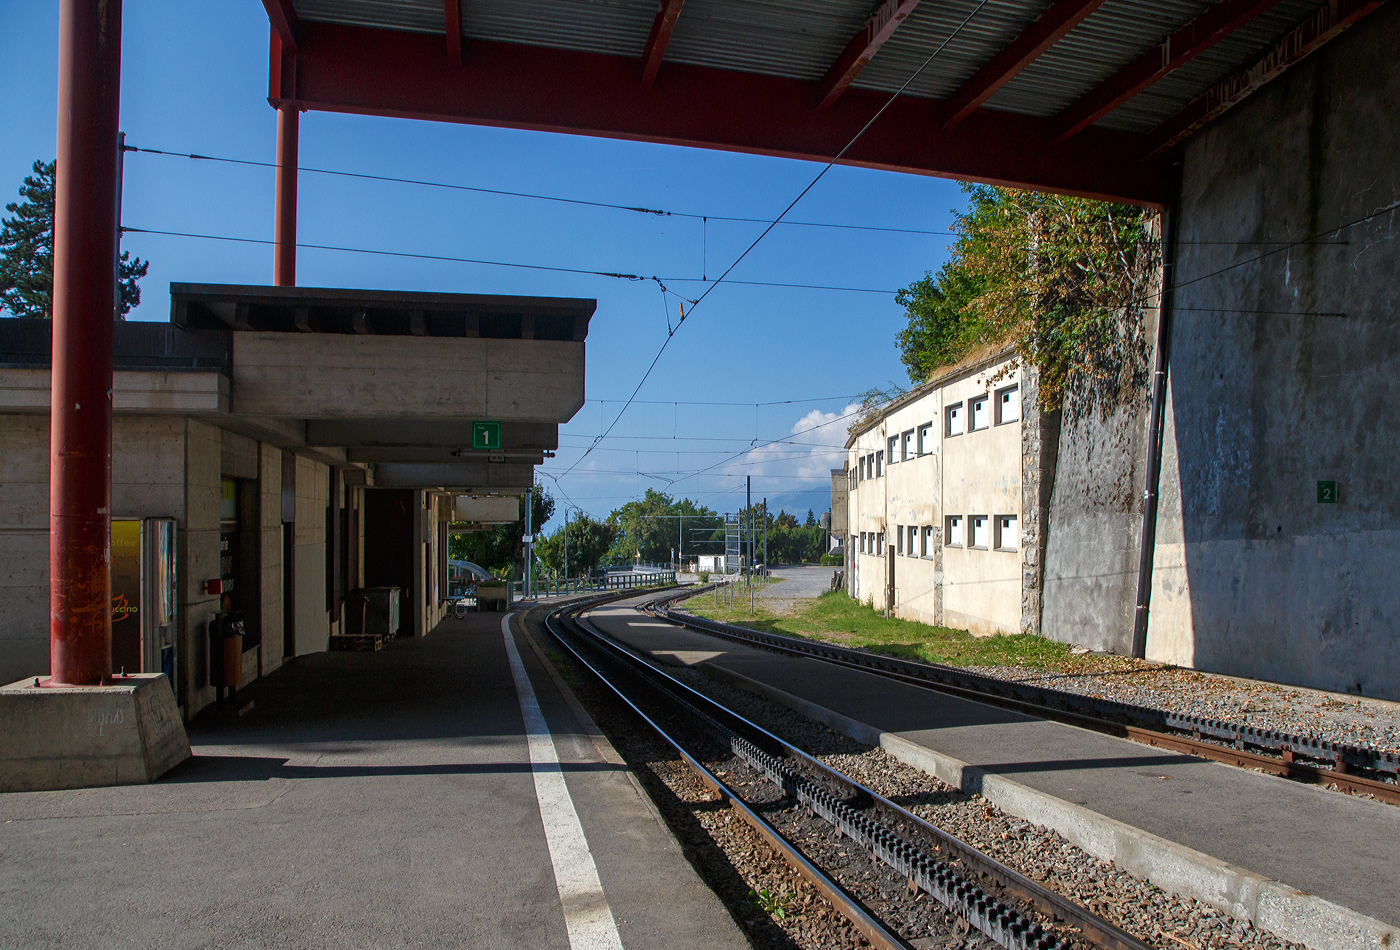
844,349,1052,637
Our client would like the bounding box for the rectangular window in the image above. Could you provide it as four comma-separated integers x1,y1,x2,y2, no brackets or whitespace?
908,525,918,557
995,515,1018,551
877,531,885,555
945,515,963,547
901,430,914,461
859,532,866,553
996,384,1021,425
896,525,903,555
917,422,933,455
921,525,934,557
971,396,989,431
859,456,866,481
876,451,884,477
970,515,989,548
888,436,899,464
945,403,964,437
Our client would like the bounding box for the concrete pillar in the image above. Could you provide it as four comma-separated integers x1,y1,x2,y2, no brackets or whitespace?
274,105,298,286
49,0,122,685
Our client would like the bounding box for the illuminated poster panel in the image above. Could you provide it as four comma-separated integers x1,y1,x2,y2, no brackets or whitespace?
111,519,142,675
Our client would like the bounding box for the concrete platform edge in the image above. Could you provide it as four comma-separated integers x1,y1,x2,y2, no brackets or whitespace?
515,609,679,838
700,662,1398,950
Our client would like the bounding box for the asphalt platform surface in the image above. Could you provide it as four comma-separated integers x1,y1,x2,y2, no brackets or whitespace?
0,609,748,950
587,595,1400,930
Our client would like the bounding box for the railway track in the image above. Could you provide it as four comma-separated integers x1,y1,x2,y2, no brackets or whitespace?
541,591,1154,950
639,585,1400,806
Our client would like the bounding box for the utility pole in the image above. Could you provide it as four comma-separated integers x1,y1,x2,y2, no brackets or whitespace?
746,476,753,612
563,507,569,587
762,497,768,584
523,487,532,599
746,477,752,578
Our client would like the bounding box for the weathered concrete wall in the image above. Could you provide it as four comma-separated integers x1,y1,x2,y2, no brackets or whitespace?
258,445,284,674
1147,3,1400,698
183,420,221,716
0,416,192,687
0,415,54,683
231,333,585,421
294,455,330,655
1041,378,1153,653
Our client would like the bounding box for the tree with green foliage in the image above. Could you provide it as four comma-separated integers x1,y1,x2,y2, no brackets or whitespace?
604,489,722,566
895,183,1157,410
536,512,616,577
448,485,553,576
734,504,826,565
0,160,149,319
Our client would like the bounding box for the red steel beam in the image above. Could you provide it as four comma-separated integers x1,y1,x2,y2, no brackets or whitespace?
51,0,122,686
444,0,462,64
1145,0,1387,156
816,0,921,110
270,22,1170,205
1051,0,1287,144
641,0,685,86
274,103,299,286
261,0,299,53
941,0,1107,129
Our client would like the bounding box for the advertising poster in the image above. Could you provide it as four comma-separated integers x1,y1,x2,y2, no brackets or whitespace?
110,519,142,675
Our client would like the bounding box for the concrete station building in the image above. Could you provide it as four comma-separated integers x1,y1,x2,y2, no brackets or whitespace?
0,284,592,720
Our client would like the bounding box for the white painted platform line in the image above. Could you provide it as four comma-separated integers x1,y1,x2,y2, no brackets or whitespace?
502,614,625,950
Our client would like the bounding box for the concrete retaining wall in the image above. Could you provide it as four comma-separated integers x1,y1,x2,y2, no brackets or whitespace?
1146,2,1400,698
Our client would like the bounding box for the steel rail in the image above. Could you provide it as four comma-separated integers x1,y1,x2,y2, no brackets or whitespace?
645,587,1400,805
539,594,916,950
541,594,1153,950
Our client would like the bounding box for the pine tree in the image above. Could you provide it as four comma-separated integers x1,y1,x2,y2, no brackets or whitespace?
0,159,149,319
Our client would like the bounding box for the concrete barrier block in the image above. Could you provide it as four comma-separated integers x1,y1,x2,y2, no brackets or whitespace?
0,673,191,792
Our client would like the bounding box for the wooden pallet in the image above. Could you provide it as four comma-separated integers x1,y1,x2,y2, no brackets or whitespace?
330,633,383,652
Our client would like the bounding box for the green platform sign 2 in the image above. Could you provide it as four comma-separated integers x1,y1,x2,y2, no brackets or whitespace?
472,421,502,451
1317,480,1338,504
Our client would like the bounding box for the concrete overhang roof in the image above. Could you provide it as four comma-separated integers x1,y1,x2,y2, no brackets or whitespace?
170,283,596,341
0,283,597,492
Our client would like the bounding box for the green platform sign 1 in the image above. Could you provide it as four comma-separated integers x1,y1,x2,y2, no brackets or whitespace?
472,421,502,451
1317,480,1338,504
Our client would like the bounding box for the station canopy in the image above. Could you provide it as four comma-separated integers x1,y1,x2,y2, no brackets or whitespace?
260,0,1376,206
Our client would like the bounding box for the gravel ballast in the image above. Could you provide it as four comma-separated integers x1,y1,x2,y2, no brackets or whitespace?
670,664,1308,950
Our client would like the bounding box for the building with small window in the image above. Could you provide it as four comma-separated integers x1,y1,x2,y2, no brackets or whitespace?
842,349,1042,636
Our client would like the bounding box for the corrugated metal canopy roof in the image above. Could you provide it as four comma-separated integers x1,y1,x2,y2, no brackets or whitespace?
267,0,1381,202
286,0,1330,134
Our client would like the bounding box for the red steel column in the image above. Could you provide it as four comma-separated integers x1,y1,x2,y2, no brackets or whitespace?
50,0,122,685
274,105,298,286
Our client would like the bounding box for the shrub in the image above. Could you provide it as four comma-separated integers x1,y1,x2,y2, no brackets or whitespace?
698,571,710,584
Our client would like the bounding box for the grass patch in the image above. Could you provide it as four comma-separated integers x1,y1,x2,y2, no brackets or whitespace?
686,588,1075,671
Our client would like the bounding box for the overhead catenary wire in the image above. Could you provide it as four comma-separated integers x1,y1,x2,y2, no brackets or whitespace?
559,0,997,479
124,144,957,238
119,226,899,295
125,144,1347,247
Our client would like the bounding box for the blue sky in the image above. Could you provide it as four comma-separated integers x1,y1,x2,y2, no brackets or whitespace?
0,1,964,532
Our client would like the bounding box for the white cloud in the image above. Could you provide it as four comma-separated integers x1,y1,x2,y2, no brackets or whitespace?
723,402,860,482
